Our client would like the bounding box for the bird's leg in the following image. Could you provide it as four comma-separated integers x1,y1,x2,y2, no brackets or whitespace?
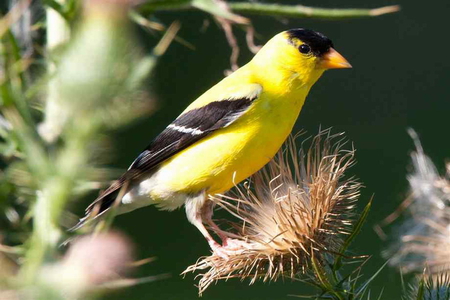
186,192,250,258
189,213,234,259
190,215,223,252
200,199,252,252
185,192,229,258
200,200,231,246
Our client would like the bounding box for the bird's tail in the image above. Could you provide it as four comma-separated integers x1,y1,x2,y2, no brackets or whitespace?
69,185,124,232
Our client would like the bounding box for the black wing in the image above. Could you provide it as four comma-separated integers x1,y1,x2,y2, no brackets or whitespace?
128,97,256,173
76,96,258,225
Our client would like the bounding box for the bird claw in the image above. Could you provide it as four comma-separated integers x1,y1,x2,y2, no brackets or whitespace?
212,246,231,260
210,238,251,259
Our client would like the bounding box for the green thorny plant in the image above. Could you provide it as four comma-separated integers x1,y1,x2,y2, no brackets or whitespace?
185,130,381,299
380,129,450,300
1,0,175,298
402,274,450,300
0,0,399,299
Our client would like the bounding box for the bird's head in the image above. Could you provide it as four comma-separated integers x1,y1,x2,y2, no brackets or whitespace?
251,28,351,89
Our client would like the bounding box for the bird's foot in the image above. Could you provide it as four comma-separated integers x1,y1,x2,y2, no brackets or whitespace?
209,238,251,259
222,238,250,249
207,240,228,259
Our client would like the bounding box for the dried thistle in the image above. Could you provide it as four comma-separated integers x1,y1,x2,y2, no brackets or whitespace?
405,273,450,300
40,232,135,296
38,231,168,299
184,130,361,294
386,129,450,276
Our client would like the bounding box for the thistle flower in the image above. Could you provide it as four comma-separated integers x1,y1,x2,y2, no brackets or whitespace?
0,231,167,299
387,129,450,275
41,231,135,297
184,130,361,294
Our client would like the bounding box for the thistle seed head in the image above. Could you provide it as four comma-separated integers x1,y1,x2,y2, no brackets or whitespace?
387,129,450,275
185,130,361,294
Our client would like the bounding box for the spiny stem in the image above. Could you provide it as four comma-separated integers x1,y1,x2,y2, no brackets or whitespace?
228,2,400,19
20,0,72,281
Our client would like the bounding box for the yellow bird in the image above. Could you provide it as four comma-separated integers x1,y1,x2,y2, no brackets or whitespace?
74,28,351,255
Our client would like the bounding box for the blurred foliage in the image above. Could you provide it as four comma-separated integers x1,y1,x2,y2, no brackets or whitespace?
5,0,444,299
1,0,171,297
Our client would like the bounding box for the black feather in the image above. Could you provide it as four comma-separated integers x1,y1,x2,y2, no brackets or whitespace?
129,97,255,171
74,96,258,228
286,28,333,57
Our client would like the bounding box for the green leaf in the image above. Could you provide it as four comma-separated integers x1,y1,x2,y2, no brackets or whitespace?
311,256,332,291
42,0,78,22
376,288,385,300
63,0,79,20
43,0,68,20
1,30,34,125
355,261,388,298
43,0,64,13
416,277,425,300
125,55,157,90
334,199,372,272
311,255,344,300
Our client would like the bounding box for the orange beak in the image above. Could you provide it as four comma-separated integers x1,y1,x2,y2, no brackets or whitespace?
318,48,352,69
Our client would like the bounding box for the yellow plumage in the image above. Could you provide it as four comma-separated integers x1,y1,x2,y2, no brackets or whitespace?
153,32,326,198
77,29,351,255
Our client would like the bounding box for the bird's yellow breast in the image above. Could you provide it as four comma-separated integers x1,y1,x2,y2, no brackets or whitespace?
152,85,308,197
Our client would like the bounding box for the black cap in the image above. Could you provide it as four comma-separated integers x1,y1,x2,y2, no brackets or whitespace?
286,28,333,57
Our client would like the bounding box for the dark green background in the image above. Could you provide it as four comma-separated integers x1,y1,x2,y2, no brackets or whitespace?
99,0,448,299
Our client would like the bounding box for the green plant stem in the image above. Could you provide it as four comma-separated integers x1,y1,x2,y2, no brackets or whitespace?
4,110,55,282
20,121,93,282
139,0,190,12
22,180,69,281
1,30,34,125
228,2,400,19
19,4,72,280
139,1,400,19
333,199,372,276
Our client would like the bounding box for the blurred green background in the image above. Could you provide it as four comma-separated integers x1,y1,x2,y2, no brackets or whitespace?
60,0,447,299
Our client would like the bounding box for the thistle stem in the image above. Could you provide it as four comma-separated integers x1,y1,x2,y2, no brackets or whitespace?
139,1,400,19
20,0,72,281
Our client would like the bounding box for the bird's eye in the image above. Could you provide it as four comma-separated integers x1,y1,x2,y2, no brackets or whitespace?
299,44,311,54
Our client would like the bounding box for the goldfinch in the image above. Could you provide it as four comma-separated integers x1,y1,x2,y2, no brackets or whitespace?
74,28,351,255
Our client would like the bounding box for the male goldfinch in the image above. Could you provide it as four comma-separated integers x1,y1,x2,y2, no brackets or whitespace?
74,28,351,255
